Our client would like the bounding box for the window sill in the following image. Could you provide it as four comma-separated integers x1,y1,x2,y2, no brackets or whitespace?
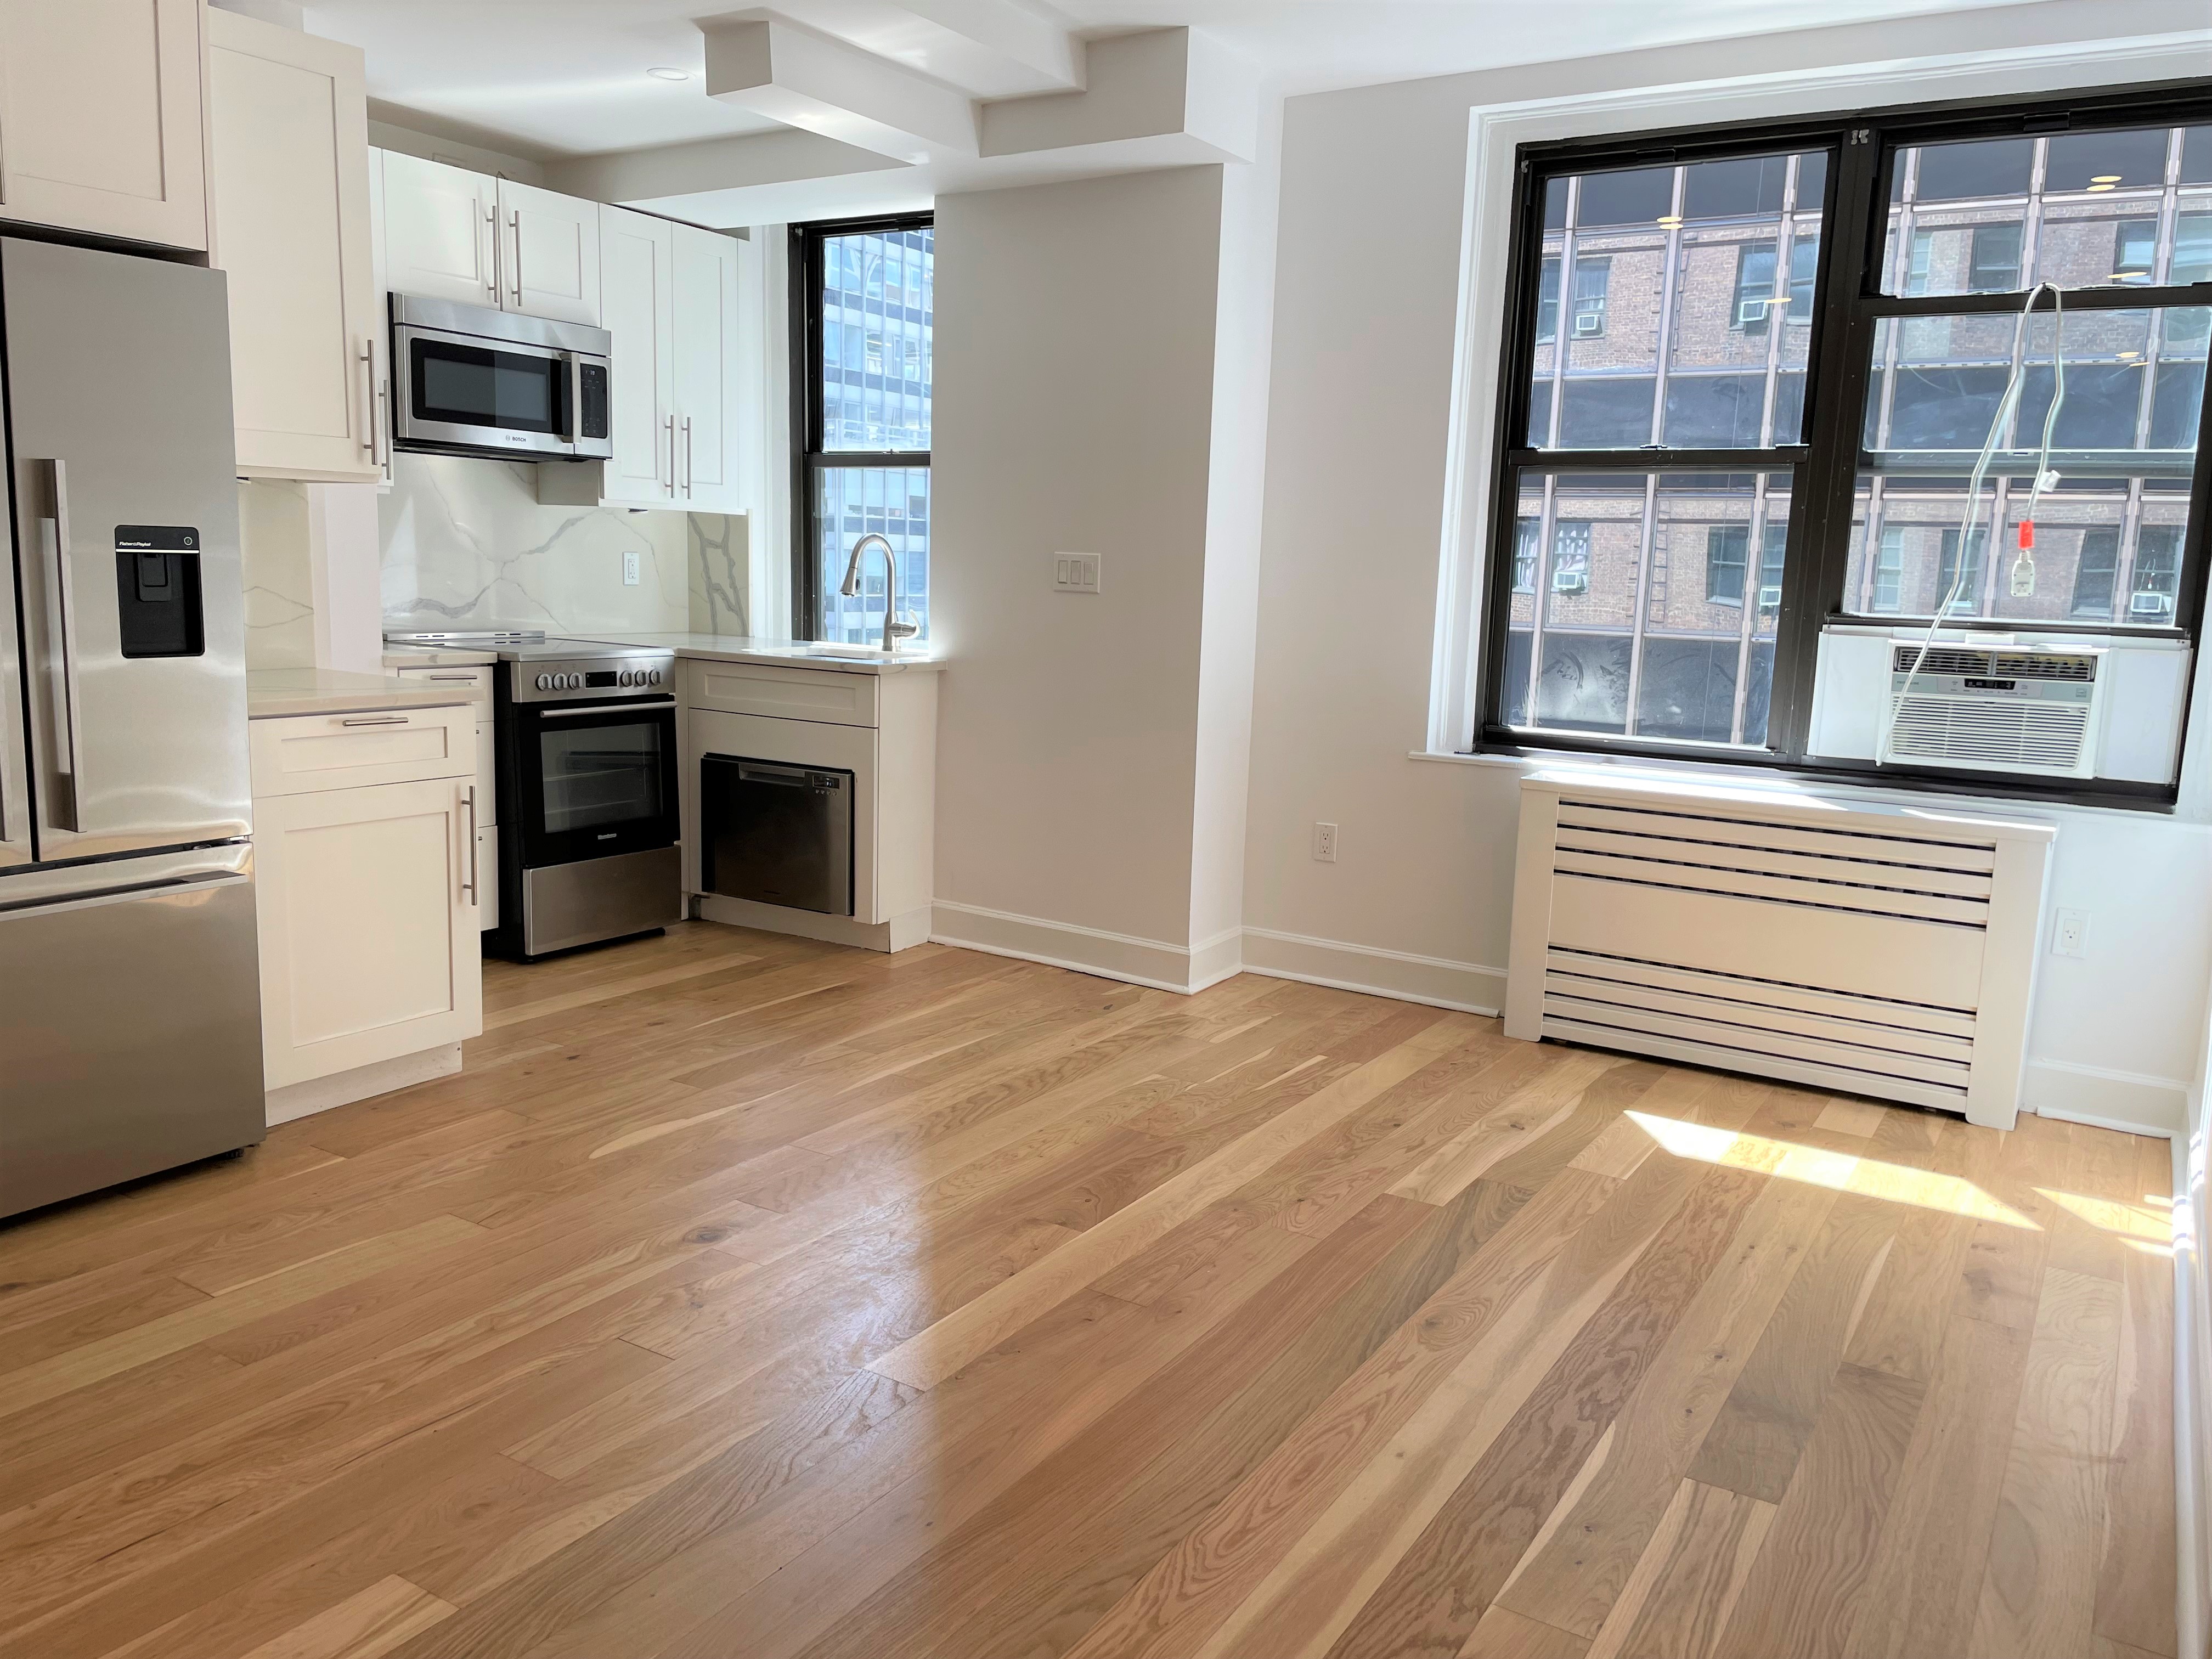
1408,744,2182,818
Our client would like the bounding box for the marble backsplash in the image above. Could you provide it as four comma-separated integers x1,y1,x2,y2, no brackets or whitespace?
379,453,747,639
240,479,315,669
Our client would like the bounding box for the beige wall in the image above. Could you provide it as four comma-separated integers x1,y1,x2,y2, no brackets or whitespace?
930,167,1227,963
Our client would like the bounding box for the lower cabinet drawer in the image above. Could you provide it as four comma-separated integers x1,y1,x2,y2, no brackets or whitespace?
250,704,475,797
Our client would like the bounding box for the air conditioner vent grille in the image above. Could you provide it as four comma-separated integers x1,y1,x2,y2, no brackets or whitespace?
1888,695,2091,771
1888,645,2100,681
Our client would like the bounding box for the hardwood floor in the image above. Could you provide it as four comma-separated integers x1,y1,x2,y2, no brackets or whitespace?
0,921,2177,1659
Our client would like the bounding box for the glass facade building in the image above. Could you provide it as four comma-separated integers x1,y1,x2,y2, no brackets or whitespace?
808,222,934,644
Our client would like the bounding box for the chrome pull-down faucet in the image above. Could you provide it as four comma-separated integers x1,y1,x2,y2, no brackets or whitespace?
838,533,919,654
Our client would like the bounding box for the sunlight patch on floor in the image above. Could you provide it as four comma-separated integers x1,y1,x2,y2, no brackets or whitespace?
2037,1187,2174,1255
1627,1111,2036,1228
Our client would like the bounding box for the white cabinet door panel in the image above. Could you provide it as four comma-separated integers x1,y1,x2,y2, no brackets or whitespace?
501,178,599,325
380,150,497,308
0,0,206,250
210,10,378,482
672,222,746,513
599,205,674,505
256,777,483,1088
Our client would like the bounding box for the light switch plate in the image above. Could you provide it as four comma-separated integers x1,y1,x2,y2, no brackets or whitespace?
1053,552,1101,594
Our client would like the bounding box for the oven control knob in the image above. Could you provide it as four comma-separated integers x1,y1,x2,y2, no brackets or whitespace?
534,673,551,690
563,673,579,689
648,669,662,685
620,669,635,686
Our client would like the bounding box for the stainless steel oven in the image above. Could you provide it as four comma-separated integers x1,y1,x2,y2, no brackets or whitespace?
390,294,611,461
490,645,680,961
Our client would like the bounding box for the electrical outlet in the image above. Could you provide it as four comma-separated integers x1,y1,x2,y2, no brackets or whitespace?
2052,907,2090,958
1312,821,1338,863
622,549,641,587
1053,552,1101,594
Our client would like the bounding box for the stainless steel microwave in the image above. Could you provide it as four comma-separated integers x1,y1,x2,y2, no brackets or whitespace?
390,294,611,461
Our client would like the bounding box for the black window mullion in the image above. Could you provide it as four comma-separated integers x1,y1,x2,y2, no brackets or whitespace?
1774,125,1884,760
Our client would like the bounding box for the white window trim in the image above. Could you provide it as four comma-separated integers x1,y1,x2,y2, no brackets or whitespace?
1424,26,2212,758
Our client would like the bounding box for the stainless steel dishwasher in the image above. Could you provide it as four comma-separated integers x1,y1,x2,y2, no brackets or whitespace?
700,755,855,916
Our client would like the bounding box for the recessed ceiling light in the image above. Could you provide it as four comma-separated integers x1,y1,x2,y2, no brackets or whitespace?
647,66,691,82
2090,174,2123,183
1656,214,1682,226
2085,183,2115,193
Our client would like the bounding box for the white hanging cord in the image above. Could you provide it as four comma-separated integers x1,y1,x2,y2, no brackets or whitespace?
1879,280,2069,765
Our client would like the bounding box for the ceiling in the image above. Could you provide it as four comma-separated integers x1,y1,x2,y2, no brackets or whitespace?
302,0,2036,164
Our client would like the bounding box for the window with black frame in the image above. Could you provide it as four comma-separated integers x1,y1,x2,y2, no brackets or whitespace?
793,215,933,642
1482,89,2212,806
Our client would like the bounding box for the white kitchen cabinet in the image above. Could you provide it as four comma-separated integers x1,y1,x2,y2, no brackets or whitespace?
255,775,484,1090
378,149,498,308
208,9,381,483
672,222,747,512
375,150,599,325
0,0,208,250
595,205,676,505
541,213,751,514
391,663,499,932
500,178,600,325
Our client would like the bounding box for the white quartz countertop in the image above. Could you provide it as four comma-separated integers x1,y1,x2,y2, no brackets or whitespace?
247,669,476,720
565,632,946,674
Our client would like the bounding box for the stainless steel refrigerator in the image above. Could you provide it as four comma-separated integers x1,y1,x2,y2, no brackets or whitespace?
0,238,264,1220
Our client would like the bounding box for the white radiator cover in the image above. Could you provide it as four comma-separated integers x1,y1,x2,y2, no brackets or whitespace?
1504,771,2056,1130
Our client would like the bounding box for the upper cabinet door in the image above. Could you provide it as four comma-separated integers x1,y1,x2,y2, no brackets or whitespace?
380,150,498,309
0,0,208,250
209,10,379,483
599,205,674,505
500,179,599,325
672,222,746,513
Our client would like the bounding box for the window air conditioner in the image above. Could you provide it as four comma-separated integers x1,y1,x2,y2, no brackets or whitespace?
1572,312,1603,336
1757,585,1782,610
1735,297,1770,325
1880,643,2104,778
1553,571,1589,595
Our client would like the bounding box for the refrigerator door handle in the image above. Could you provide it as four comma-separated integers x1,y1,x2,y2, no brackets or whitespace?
40,459,84,831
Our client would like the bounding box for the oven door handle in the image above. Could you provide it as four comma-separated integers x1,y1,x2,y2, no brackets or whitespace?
531,700,675,719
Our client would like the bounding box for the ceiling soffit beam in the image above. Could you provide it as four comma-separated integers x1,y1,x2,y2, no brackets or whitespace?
980,29,1257,165
543,127,904,218
898,0,1082,91
702,14,978,166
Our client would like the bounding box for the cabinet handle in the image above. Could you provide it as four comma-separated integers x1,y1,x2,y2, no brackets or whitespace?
509,210,522,306
339,714,409,726
663,413,674,493
461,785,479,905
358,339,375,455
482,199,498,303
375,367,392,472
682,415,693,498
425,673,478,681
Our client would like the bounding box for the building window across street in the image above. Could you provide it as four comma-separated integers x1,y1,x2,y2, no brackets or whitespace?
793,215,933,642
1480,88,2212,805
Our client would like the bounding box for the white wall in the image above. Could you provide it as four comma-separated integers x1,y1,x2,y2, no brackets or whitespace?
1241,0,2212,1126
929,167,1229,984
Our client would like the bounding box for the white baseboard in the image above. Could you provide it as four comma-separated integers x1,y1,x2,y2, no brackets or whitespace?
2021,1057,2188,1138
929,901,1241,995
1240,926,1505,1015
697,893,932,953
265,1042,461,1127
